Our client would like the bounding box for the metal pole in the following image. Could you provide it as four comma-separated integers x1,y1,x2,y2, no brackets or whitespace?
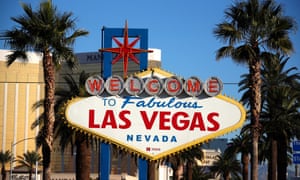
35,160,38,180
138,158,148,180
100,143,110,180
10,142,13,180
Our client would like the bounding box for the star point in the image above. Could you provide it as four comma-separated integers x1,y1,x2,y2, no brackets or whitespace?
99,21,152,78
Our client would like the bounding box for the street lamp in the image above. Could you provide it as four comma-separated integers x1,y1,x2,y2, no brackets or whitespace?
10,137,38,180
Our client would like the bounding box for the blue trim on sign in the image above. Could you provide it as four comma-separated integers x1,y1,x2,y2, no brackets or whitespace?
102,27,149,79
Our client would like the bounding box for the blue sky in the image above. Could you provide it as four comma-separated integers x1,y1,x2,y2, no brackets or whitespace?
1,0,299,137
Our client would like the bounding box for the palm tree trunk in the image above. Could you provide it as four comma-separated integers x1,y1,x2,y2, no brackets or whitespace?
75,134,91,180
270,138,277,180
277,136,288,180
249,59,262,180
148,161,156,180
242,153,249,180
42,51,56,180
224,172,230,180
42,144,51,180
172,164,182,180
1,165,6,180
29,169,32,180
186,161,193,180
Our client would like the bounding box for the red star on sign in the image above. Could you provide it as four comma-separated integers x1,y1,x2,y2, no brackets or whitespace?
99,21,153,78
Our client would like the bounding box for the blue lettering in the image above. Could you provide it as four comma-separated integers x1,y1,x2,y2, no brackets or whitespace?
121,97,203,109
162,136,168,142
145,97,156,108
127,134,133,141
136,99,146,107
145,135,151,142
171,136,177,142
121,96,140,109
153,135,159,142
136,134,142,141
126,134,177,143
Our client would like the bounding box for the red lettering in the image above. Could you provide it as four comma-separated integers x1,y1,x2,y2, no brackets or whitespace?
140,110,220,131
167,79,181,92
159,111,171,130
186,79,201,92
140,111,158,129
88,79,102,92
109,78,121,91
89,109,100,128
147,79,159,93
172,112,189,130
130,79,140,92
207,112,220,131
101,110,117,128
118,110,131,129
207,79,219,93
189,112,206,130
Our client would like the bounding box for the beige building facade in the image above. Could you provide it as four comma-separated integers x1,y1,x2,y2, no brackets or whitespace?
0,49,44,157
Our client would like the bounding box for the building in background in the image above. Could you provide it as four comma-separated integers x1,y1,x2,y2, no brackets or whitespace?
0,48,161,179
0,49,44,179
1,48,231,180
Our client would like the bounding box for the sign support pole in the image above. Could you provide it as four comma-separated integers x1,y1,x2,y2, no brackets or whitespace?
100,143,110,180
100,25,150,180
138,158,148,179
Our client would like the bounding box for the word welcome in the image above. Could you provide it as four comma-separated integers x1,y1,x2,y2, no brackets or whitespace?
85,75,223,97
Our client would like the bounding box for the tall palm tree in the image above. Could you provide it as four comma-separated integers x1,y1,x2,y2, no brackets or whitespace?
33,71,94,179
17,151,42,180
55,71,93,180
0,150,12,180
239,54,300,179
210,151,241,180
260,55,300,180
0,1,88,179
262,86,300,179
213,0,296,179
225,133,251,180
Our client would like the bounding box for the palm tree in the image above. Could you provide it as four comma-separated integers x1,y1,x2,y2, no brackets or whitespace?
17,151,42,180
181,146,204,180
0,150,12,180
192,166,212,180
225,133,251,180
262,86,300,179
239,55,300,179
260,55,300,180
33,71,93,179
165,146,204,180
56,71,94,179
210,151,241,180
0,1,88,179
164,154,184,180
213,0,296,179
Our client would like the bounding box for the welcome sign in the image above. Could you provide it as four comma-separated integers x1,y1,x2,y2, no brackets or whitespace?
65,68,246,160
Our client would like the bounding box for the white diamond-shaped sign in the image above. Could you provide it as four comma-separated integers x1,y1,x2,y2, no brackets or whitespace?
65,68,246,160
